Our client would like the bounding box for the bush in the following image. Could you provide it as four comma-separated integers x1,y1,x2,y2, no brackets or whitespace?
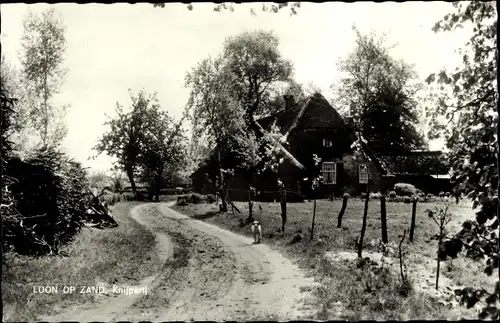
3,148,91,255
343,192,351,199
403,196,412,204
394,183,417,197
388,191,397,199
369,192,382,199
360,192,368,199
205,194,217,204
189,193,204,204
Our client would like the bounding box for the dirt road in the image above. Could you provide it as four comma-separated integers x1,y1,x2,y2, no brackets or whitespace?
42,202,317,321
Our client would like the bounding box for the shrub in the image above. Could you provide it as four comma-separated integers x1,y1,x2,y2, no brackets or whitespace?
394,183,417,197
369,192,382,199
360,192,368,199
205,194,217,204
189,193,204,204
388,191,397,199
403,196,412,204
3,148,91,256
343,192,351,199
438,191,445,198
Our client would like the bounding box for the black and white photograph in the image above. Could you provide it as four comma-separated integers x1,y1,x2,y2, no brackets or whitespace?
1,1,498,321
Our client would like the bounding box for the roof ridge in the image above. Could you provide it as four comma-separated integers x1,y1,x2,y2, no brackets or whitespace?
282,96,312,140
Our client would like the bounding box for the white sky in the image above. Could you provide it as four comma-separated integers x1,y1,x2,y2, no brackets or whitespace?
1,2,472,173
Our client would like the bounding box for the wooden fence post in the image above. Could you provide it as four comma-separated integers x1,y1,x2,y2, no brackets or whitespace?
409,198,417,242
337,195,348,228
280,188,287,236
357,193,370,258
380,195,388,244
311,197,317,240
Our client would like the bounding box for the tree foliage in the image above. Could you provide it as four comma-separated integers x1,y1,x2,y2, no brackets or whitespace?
333,27,426,158
94,89,187,200
139,107,189,201
20,8,68,149
2,87,90,256
426,1,499,319
94,90,158,197
222,30,294,120
186,31,295,210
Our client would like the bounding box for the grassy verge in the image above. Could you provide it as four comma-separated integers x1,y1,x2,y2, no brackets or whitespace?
172,198,484,320
2,202,162,322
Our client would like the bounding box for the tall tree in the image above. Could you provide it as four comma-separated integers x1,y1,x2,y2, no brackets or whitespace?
332,27,426,158
222,30,294,126
20,8,68,149
426,1,499,319
139,108,188,201
93,90,163,199
186,32,296,211
186,55,249,211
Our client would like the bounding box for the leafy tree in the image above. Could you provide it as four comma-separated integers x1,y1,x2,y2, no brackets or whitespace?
186,55,247,211
332,27,426,158
425,1,499,319
139,108,188,201
222,30,294,124
186,32,295,211
93,90,164,199
20,8,68,149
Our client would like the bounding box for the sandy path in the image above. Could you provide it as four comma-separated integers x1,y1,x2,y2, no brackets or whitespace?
152,202,317,321
40,202,316,321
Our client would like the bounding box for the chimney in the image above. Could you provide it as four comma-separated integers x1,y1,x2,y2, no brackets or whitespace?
283,94,294,110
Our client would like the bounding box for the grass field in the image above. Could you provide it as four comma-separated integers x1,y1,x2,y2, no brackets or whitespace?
1,202,162,322
172,197,496,320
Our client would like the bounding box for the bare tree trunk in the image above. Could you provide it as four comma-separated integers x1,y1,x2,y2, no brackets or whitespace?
357,193,369,258
337,195,348,228
125,165,137,199
311,198,317,240
217,146,228,213
155,175,160,202
380,195,388,244
42,64,49,148
399,229,407,282
280,188,287,236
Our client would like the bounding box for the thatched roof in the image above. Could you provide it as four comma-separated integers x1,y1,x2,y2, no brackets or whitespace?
192,92,388,176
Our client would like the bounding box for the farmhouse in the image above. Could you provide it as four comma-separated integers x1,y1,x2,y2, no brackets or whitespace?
191,92,390,201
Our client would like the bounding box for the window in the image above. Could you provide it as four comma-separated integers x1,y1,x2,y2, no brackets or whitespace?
323,138,332,147
322,162,336,184
359,164,369,184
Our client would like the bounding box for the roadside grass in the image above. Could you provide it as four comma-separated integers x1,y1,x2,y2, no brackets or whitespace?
2,202,162,322
172,198,485,320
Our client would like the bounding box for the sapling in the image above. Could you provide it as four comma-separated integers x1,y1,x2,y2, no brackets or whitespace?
310,154,323,240
425,201,453,290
